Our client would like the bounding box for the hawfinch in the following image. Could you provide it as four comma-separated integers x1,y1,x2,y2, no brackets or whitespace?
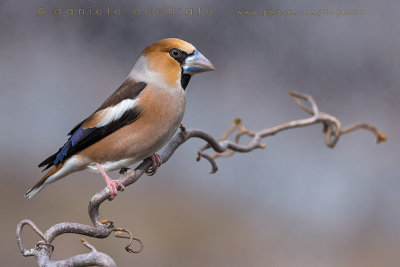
26,38,214,199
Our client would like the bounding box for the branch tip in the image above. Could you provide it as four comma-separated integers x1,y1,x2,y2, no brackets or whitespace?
377,132,387,143
234,118,242,125
113,228,143,254
80,238,98,252
259,143,267,149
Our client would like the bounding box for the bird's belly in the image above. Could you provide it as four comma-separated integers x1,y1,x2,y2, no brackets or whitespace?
86,157,138,172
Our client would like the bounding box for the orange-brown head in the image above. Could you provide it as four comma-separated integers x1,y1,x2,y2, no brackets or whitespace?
130,38,214,90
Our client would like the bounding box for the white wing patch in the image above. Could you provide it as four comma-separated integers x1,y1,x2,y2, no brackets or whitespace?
96,98,138,127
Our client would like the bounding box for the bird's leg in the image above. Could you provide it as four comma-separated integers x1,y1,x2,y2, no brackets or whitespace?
96,163,125,200
145,153,162,176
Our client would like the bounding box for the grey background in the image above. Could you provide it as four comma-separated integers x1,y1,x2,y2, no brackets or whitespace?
1,0,399,266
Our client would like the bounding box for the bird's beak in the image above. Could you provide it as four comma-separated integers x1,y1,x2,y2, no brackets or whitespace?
183,50,215,75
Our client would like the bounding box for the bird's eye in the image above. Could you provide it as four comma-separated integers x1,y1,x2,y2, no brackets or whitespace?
169,48,188,65
169,48,181,59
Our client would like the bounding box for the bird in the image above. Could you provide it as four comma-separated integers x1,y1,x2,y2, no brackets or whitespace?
25,38,214,199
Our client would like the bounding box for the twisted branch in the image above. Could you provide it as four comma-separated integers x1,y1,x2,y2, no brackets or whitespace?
16,91,386,266
199,91,386,172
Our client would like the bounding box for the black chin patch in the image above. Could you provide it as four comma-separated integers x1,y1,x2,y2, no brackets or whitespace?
181,74,191,90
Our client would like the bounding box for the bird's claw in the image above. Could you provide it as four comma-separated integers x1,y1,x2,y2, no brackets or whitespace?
96,162,125,200
145,153,162,176
106,179,125,200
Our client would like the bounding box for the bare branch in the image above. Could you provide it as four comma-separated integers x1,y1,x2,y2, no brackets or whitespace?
16,220,116,267
16,91,386,266
208,91,385,166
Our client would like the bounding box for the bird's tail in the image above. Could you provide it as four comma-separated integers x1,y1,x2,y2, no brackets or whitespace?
25,164,63,199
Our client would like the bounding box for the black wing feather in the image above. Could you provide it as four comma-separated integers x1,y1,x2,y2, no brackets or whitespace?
66,106,141,158
38,80,147,170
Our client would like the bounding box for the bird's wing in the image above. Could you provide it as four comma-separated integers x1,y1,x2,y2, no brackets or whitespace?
39,79,147,170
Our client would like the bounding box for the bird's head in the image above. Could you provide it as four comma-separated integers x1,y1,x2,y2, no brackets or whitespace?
130,38,214,90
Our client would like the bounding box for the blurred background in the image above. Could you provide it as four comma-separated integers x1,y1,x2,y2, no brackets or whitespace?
1,0,399,266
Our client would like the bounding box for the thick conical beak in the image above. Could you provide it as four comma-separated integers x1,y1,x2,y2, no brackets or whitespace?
183,50,215,75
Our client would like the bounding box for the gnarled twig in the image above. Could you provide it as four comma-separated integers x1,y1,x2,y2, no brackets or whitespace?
16,91,386,266
203,91,386,171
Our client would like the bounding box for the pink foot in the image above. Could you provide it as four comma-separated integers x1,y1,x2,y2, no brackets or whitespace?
145,153,162,176
106,179,125,200
96,163,125,200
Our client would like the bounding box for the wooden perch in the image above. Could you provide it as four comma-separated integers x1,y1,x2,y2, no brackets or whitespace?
16,91,386,266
